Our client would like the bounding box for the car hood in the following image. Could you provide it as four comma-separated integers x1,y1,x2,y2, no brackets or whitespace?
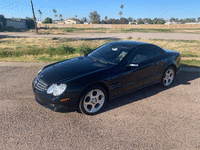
38,56,110,84
164,49,180,55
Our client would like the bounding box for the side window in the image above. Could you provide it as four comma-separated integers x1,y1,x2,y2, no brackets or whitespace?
130,49,149,63
149,46,164,57
128,46,164,64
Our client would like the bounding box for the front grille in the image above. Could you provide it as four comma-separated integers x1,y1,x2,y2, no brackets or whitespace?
34,79,48,92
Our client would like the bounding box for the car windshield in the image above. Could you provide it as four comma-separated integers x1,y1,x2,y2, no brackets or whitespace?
88,43,131,65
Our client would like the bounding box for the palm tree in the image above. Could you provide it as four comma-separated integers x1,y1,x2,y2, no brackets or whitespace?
59,14,63,20
55,14,58,20
53,9,57,13
105,16,108,21
120,5,124,18
119,11,123,18
53,9,57,20
38,10,42,22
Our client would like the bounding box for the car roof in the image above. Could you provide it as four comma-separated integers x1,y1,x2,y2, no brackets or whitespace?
108,41,148,48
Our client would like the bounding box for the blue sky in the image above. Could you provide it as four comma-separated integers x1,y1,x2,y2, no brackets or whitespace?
0,0,200,21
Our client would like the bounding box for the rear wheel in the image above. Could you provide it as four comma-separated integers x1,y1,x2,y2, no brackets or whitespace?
161,67,175,87
79,85,107,115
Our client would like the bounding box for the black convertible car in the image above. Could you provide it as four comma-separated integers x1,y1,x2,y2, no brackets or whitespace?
32,41,181,115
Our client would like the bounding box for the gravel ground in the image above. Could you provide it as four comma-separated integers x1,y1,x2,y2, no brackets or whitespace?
1,64,200,150
1,32,200,40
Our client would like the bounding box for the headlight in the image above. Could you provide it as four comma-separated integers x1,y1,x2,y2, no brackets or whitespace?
47,84,67,96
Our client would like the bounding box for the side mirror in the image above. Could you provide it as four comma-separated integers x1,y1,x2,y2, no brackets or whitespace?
125,63,139,70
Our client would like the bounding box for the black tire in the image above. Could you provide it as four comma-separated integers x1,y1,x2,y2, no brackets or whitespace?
160,67,175,87
79,85,107,115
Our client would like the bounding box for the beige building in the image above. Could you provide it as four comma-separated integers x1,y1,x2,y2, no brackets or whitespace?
64,19,80,24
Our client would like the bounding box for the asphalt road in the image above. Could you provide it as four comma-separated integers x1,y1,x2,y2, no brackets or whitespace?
1,32,200,40
1,65,200,150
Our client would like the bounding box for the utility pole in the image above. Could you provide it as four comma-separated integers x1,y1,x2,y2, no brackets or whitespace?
31,0,38,33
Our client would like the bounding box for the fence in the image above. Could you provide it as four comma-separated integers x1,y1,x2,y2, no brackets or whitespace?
37,23,200,29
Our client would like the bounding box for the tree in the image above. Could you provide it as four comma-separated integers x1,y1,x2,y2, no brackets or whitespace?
119,11,123,18
0,14,7,28
92,19,100,24
158,20,166,24
53,9,57,13
175,18,179,22
25,17,35,29
169,17,175,22
148,19,153,24
153,18,157,24
89,11,100,23
198,17,200,22
127,17,133,22
180,19,186,24
105,16,108,21
42,17,53,23
138,20,144,24
107,18,120,24
114,19,120,24
59,14,63,20
107,18,115,24
143,18,149,24
38,10,42,22
137,18,143,24
119,17,128,24
101,20,107,24
191,18,196,22
81,17,87,23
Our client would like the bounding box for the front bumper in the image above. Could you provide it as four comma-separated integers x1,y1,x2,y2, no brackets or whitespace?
32,83,80,112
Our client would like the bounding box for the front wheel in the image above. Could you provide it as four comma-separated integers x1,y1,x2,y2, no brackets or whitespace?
79,85,107,115
161,67,175,87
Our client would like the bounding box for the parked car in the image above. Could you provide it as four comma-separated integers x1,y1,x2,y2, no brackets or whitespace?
32,41,181,115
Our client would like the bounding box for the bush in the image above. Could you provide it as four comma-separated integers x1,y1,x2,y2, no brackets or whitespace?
0,51,13,57
42,17,53,24
4,26,15,31
75,45,93,55
127,36,132,39
25,17,35,29
0,24,2,31
46,45,76,56
0,15,7,27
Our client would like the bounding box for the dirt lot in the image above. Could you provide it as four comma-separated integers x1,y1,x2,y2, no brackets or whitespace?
1,64,200,149
1,32,200,40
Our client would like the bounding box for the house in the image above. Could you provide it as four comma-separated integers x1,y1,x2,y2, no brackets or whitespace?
6,18,27,29
64,19,80,24
84,22,90,24
165,21,180,25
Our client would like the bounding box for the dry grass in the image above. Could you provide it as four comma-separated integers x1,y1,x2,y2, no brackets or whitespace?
0,53,81,63
0,37,108,51
1,37,200,66
133,39,200,59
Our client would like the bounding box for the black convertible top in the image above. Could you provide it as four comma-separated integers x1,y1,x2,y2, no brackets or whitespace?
108,41,148,47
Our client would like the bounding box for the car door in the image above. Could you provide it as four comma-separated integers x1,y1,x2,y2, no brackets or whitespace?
122,45,165,93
